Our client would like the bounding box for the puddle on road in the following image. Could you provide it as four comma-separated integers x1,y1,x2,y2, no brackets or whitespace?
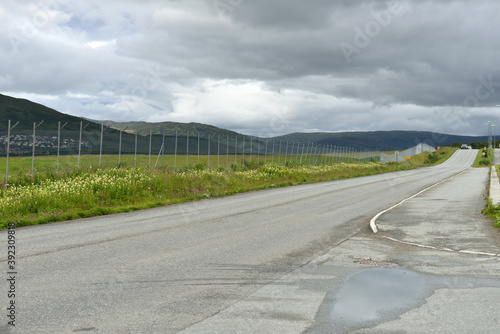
331,267,424,324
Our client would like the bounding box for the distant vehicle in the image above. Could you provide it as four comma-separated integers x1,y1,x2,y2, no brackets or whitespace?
461,144,472,150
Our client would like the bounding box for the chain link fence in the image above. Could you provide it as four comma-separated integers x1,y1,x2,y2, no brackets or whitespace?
0,120,413,181
380,143,436,163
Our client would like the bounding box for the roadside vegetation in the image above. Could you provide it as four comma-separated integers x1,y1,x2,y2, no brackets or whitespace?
483,165,500,229
411,147,457,166
473,148,494,167
483,199,500,229
0,149,455,230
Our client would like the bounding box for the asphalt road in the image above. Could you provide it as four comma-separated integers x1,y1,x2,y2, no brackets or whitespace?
2,149,498,333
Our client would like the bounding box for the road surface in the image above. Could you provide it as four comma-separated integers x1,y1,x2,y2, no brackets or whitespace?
2,149,499,333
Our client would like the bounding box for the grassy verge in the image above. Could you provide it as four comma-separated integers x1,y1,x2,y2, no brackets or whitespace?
484,165,500,229
0,153,378,177
483,199,500,229
473,148,494,167
409,147,458,166
0,148,454,230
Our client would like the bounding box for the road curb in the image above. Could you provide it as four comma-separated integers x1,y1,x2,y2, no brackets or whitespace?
489,165,500,206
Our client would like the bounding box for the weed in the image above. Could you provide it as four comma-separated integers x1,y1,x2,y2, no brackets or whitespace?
424,152,440,164
0,150,454,230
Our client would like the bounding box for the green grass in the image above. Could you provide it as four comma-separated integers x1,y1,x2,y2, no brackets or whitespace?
483,199,500,229
409,147,458,166
0,153,375,179
0,148,455,230
473,148,494,167
484,165,500,229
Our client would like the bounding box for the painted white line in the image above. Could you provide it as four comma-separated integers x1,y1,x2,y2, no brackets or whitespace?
382,236,500,257
370,169,470,233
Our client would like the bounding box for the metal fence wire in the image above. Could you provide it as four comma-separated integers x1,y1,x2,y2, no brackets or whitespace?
0,119,434,182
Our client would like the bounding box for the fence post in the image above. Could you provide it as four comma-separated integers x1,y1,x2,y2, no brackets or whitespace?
278,140,282,165
32,122,36,177
174,130,178,171
118,126,128,168
57,121,67,176
162,129,165,168
226,135,229,170
149,129,153,166
57,121,60,175
5,120,11,184
186,131,189,167
234,135,238,167
78,121,83,170
285,140,288,166
234,135,237,165
272,139,275,164
258,139,262,163
250,137,253,162
300,143,305,164
242,135,245,165
265,138,268,163
208,134,211,170
99,124,103,168
154,141,164,170
134,130,138,168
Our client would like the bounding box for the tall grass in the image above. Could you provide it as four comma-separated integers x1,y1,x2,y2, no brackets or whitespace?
0,153,375,179
0,161,413,230
473,148,494,167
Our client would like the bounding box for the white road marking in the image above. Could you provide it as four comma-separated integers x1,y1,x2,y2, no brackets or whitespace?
370,168,470,233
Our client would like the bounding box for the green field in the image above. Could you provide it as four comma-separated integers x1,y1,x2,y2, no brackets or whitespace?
0,149,451,230
0,152,381,181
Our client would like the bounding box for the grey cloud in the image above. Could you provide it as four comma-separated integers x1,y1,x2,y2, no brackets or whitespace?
2,0,500,136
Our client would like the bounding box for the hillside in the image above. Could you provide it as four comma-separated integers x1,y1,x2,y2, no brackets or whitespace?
0,93,490,153
275,131,489,151
86,119,241,138
0,94,101,133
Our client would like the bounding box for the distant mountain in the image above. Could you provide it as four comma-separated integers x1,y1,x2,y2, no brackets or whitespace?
85,119,241,138
275,131,489,151
0,94,101,133
0,94,243,156
0,93,490,154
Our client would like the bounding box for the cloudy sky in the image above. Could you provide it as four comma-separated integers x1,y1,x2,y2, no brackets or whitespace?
2,0,500,137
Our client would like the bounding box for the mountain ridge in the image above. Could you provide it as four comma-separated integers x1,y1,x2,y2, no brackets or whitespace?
0,93,489,151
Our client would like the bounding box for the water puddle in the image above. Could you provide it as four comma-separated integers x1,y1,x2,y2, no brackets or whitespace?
330,267,424,324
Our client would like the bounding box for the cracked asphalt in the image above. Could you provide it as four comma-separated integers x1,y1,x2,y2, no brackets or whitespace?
2,149,499,333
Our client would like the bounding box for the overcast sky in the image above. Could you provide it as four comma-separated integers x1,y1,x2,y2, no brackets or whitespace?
2,0,500,137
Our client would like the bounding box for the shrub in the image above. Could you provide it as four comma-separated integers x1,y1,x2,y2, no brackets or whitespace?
479,158,491,166
424,152,440,164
